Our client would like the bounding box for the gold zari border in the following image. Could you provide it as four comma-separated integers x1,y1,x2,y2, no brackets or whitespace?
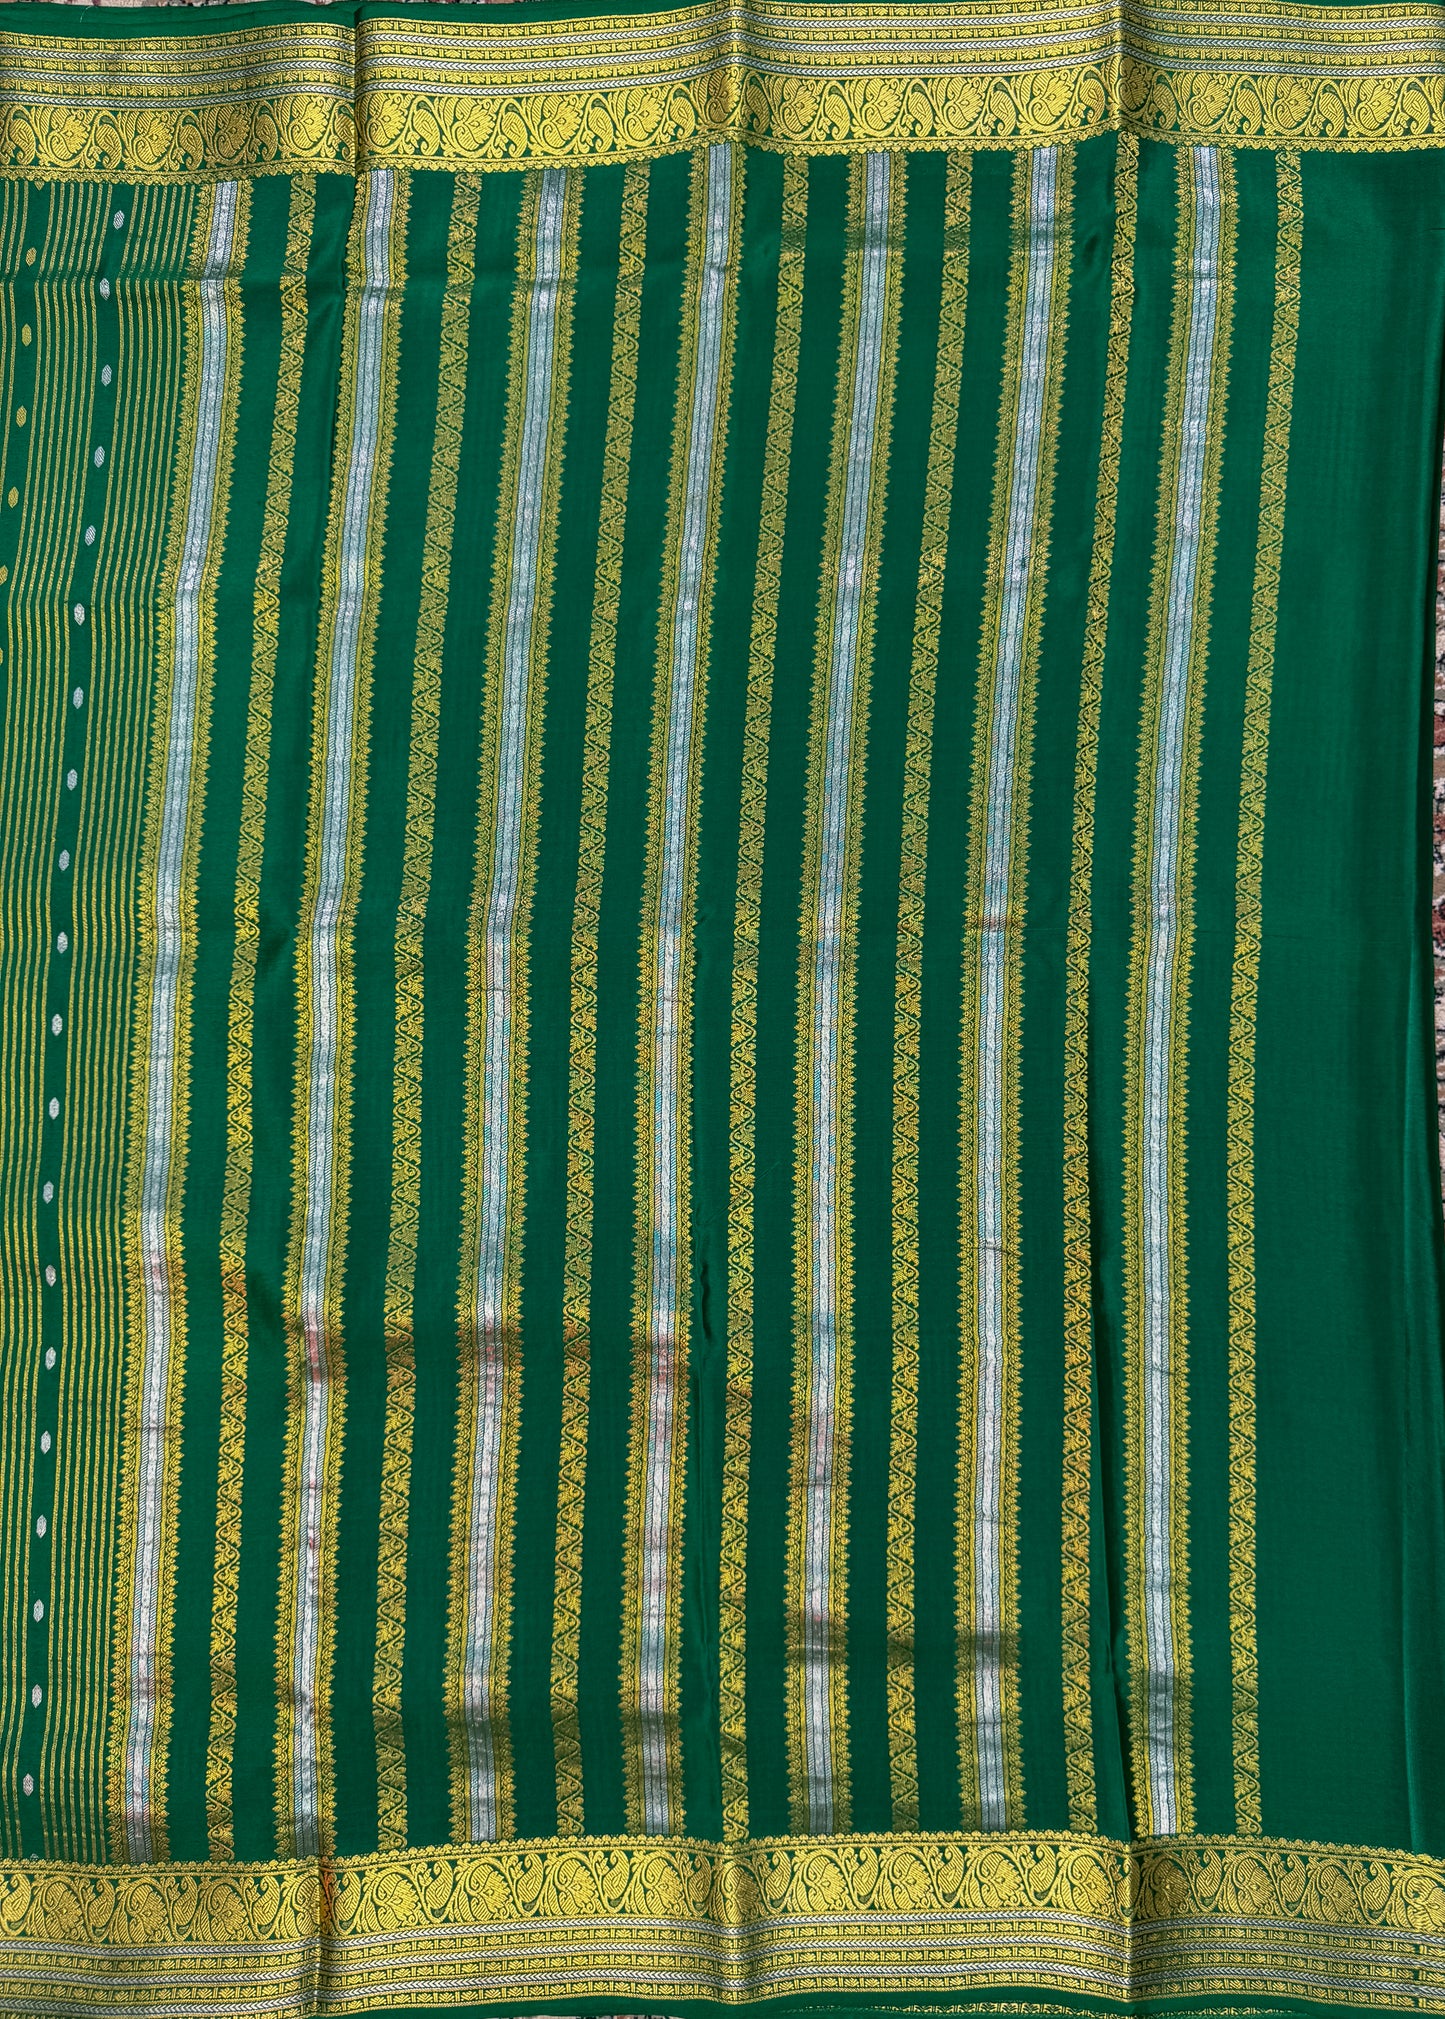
5,1,1445,175
3,1834,1445,2010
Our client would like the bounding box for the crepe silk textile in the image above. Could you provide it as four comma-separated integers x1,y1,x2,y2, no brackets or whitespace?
0,0,1444,2014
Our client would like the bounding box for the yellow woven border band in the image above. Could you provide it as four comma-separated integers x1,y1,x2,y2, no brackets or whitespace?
2,1834,1445,2011
4,0,1445,174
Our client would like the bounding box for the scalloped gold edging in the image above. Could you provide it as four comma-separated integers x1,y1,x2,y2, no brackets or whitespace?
4,2,1445,174
2,1833,1445,2009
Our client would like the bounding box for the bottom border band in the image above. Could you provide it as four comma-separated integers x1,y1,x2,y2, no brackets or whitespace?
0,1834,1443,2013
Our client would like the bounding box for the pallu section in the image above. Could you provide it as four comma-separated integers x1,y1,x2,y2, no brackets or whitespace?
1,0,1445,1946
4,0,1445,180
0,1836,1444,2012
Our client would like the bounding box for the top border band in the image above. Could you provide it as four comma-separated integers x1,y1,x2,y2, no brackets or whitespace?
3,0,1445,171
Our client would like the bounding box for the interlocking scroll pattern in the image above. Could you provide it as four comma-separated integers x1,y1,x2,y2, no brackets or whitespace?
1,1835,1445,2011
6,3,1445,176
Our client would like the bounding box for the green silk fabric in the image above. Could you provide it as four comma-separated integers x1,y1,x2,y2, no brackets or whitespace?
0,4,1444,2014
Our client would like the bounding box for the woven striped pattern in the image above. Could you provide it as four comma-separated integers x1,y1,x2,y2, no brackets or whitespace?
0,14,1443,2008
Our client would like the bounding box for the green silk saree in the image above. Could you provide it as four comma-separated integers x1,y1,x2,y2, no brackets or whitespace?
0,1,1443,2012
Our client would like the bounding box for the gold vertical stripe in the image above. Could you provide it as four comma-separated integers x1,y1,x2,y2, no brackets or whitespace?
448,168,538,1846
1226,150,1301,1839
1060,129,1137,1837
887,150,969,1834
7,183,131,1856
110,181,250,1860
64,185,196,1860
552,160,647,1838
787,151,902,1835
1124,145,1235,1840
0,181,38,1857
277,169,406,1859
956,147,1071,1831
373,171,481,1854
113,181,213,1861
0,182,88,1852
207,172,314,1862
720,150,807,1843
450,168,581,1842
625,142,740,1835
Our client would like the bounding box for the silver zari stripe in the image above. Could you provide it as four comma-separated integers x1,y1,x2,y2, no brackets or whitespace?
461,164,568,1843
123,179,239,1863
972,143,1059,1833
638,140,733,1836
291,165,395,1857
801,147,891,1837
1141,141,1223,1839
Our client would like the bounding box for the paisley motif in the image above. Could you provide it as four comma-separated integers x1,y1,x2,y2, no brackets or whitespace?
3,3,1445,174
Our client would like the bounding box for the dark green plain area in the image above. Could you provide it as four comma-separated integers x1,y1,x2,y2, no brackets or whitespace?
7,0,726,31
1253,147,1445,1853
348,1997,1438,2019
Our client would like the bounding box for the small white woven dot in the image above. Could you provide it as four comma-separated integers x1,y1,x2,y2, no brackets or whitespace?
92,447,104,469
41,1184,52,1205
39,1433,50,1455
83,526,95,547
72,603,84,625
55,932,68,953
65,770,77,791
46,1099,58,1121
99,278,110,299
32,1601,43,1623
72,688,83,709
112,210,125,230
34,1518,45,1541
51,1016,61,1037
22,1775,33,1797
58,851,69,872
43,1266,54,1288
30,1686,41,1708
43,1349,55,1371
